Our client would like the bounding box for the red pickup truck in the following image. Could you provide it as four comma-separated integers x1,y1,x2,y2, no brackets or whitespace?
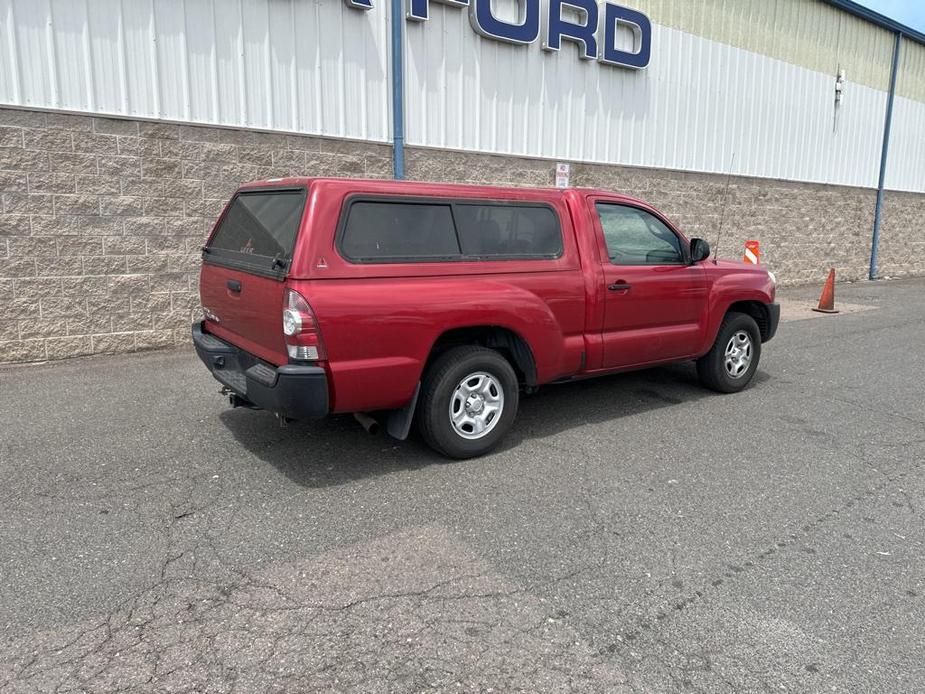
193,177,778,458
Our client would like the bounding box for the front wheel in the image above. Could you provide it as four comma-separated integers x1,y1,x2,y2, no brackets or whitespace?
418,346,519,459
696,312,762,393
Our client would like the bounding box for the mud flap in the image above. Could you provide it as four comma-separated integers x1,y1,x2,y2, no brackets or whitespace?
386,382,421,441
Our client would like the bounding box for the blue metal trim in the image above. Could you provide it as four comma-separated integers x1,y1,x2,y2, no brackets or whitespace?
390,0,405,179
822,0,925,46
869,32,902,281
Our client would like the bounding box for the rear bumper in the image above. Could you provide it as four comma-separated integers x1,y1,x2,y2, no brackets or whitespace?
765,302,780,342
191,321,329,420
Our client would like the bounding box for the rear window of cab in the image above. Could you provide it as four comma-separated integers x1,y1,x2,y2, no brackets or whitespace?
337,197,563,263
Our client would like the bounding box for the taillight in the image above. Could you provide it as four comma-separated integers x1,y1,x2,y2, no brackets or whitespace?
282,289,326,361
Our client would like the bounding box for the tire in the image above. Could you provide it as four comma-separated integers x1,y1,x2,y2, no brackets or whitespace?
418,346,519,459
696,312,762,393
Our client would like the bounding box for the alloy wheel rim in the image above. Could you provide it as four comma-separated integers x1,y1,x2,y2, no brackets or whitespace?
724,331,753,379
449,371,504,440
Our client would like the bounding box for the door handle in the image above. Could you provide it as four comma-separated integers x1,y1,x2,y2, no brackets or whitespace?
608,282,632,291
226,279,242,293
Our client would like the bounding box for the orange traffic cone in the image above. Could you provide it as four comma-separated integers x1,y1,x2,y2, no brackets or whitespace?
812,268,839,314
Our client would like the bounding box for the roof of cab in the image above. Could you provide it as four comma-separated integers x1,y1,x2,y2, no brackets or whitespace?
237,176,647,207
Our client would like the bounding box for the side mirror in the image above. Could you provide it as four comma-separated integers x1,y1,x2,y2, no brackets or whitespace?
690,238,711,263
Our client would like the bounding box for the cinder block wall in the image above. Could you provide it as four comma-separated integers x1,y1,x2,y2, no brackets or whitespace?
0,108,391,364
407,149,882,286
409,148,924,285
878,191,925,279
1,107,923,364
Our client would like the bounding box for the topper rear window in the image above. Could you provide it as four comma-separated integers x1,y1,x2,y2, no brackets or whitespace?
204,189,306,277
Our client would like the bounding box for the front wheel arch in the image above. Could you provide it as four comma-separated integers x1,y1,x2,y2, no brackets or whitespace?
726,300,773,341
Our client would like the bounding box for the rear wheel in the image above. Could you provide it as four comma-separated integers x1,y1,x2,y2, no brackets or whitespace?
696,312,762,393
418,346,519,459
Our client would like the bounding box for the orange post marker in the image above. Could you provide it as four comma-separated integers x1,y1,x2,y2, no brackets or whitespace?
743,240,760,265
812,268,839,314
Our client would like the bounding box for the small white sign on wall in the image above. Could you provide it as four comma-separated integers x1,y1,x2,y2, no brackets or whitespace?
555,162,570,188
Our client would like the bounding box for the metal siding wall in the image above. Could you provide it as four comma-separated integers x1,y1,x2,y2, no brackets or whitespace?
897,37,925,101
0,0,391,141
630,0,896,93
885,41,925,192
405,14,890,189
1,0,921,192
885,96,925,192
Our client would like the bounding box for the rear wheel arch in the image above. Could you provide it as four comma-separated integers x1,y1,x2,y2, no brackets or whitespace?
423,325,537,387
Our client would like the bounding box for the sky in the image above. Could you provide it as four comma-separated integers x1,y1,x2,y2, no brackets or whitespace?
856,0,925,33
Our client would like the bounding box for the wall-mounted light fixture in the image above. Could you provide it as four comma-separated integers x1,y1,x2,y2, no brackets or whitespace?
833,67,846,132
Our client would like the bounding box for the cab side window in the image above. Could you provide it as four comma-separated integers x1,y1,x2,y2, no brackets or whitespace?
595,203,684,265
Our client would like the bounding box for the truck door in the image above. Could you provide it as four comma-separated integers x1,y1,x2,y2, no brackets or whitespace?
590,199,708,369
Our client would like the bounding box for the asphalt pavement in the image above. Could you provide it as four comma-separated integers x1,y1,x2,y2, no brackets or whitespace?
1,278,923,693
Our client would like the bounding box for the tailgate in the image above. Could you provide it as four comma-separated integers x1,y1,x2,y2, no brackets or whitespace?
199,187,307,366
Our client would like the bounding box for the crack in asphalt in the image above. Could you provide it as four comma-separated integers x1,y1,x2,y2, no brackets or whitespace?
1,501,634,693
